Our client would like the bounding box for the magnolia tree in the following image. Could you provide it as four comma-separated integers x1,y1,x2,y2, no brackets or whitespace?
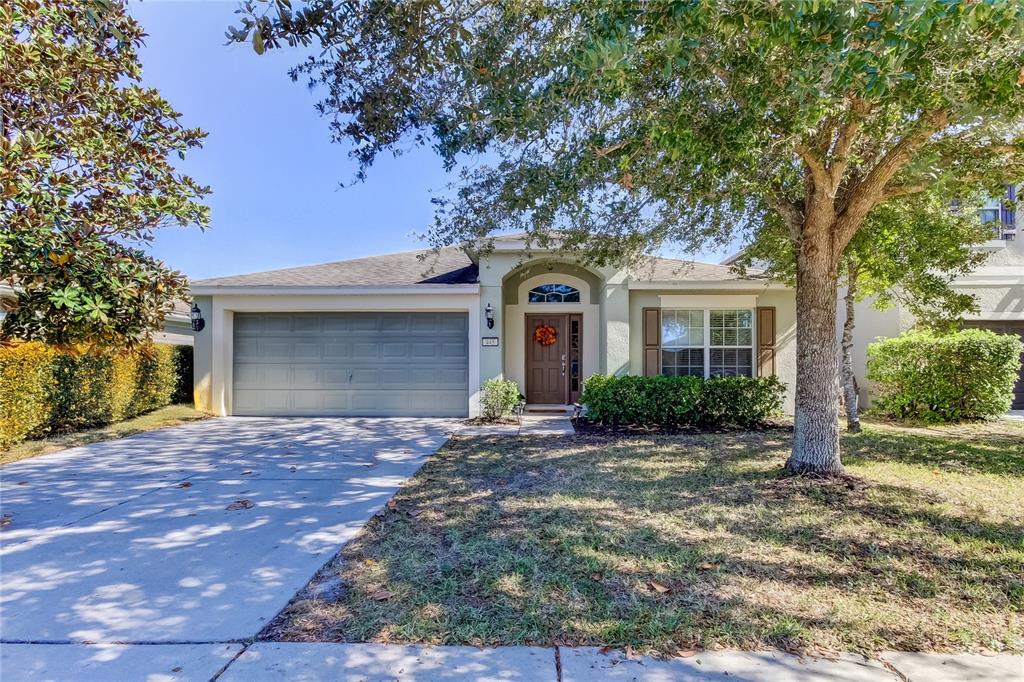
1,0,210,347
230,1,1024,474
735,190,990,432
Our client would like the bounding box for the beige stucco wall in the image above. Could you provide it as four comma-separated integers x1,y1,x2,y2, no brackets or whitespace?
192,295,213,413
629,288,798,414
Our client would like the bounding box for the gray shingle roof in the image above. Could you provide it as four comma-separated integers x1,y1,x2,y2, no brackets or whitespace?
191,247,478,288
631,257,764,282
191,245,761,288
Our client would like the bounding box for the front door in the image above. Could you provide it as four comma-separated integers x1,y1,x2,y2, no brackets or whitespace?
525,314,581,404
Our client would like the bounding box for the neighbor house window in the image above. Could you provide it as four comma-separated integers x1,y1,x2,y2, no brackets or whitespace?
661,309,754,378
661,309,704,377
528,283,580,303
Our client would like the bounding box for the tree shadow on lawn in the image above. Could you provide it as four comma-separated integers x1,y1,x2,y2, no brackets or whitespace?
842,422,1024,478
261,430,1023,655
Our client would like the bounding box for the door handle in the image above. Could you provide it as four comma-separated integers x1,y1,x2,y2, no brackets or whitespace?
561,354,566,375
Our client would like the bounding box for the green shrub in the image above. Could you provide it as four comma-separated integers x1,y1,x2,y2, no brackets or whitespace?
0,341,192,448
581,374,785,428
867,329,1022,422
480,378,522,420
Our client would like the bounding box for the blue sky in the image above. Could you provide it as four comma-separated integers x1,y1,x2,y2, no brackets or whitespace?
131,1,734,280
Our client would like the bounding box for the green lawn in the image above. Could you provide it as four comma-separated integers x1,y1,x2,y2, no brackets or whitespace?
264,418,1024,656
0,404,208,465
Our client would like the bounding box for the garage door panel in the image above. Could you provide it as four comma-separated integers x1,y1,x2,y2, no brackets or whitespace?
233,312,468,416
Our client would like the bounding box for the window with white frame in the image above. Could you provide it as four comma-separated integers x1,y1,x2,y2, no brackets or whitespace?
661,308,754,378
661,309,704,376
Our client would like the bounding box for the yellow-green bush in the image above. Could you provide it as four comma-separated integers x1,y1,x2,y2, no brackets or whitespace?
0,342,189,449
0,342,56,448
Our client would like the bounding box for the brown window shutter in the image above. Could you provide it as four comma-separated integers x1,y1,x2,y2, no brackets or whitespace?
756,306,776,377
642,307,661,376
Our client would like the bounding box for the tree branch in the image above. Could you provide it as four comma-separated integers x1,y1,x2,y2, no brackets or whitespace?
795,143,831,196
834,109,948,247
829,98,871,187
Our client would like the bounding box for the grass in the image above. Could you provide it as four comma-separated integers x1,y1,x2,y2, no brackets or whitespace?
263,418,1024,656
0,404,208,465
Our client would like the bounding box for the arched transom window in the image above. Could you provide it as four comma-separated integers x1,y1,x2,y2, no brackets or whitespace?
528,283,581,303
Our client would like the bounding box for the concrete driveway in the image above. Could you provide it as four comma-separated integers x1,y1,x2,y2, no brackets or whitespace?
0,418,454,679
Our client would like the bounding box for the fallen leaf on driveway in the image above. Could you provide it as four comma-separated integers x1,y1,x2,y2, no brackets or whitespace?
226,499,255,511
647,580,671,594
241,470,254,476
177,482,192,488
370,589,395,601
598,645,614,655
0,514,12,529
677,649,698,658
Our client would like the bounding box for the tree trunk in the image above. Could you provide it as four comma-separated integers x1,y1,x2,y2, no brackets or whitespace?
841,265,861,433
786,234,844,476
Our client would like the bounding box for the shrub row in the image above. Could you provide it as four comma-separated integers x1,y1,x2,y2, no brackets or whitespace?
867,329,1022,422
580,374,786,428
0,342,193,448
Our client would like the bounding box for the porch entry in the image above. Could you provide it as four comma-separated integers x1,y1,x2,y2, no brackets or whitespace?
525,313,582,404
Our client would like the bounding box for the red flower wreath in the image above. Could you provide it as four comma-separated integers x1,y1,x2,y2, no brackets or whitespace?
534,324,558,346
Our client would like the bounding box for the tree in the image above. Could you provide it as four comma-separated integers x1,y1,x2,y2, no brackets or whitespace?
1,0,210,347
229,1,1024,474
736,189,990,432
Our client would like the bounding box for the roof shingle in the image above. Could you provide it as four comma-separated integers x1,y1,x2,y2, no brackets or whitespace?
191,245,763,288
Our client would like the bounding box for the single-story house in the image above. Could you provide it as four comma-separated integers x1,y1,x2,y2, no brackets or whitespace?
189,234,796,417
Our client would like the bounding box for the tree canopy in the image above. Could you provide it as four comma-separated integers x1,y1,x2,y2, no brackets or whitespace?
230,0,1024,473
735,189,991,325
1,0,210,347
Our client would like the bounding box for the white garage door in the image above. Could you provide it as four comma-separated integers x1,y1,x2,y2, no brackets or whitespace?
232,312,469,417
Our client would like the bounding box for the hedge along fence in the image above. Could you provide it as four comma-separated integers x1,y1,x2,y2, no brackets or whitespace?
580,374,786,428
0,342,193,448
867,329,1023,423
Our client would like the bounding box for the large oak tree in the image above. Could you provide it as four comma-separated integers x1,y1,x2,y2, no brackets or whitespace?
230,0,1024,474
1,0,210,347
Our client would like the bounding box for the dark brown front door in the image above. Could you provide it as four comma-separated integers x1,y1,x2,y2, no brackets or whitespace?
526,314,569,404
963,320,1024,410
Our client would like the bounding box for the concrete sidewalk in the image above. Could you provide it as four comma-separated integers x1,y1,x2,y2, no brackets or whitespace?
3,641,1019,681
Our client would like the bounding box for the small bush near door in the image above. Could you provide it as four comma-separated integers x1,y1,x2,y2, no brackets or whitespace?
867,329,1023,422
480,378,522,420
0,342,191,448
580,374,785,428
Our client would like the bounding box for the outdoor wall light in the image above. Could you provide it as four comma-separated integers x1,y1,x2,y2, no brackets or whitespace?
190,302,205,332
485,302,495,329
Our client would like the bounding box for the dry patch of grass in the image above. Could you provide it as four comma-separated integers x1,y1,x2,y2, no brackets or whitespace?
264,418,1024,656
0,404,208,465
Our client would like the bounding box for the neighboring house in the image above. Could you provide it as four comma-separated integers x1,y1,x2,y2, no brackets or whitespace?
847,185,1024,410
0,282,193,346
189,234,796,418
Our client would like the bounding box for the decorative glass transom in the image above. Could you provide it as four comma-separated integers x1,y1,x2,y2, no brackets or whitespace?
528,284,581,303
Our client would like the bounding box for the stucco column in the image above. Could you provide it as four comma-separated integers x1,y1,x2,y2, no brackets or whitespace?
478,285,503,392
601,282,631,376
191,295,214,414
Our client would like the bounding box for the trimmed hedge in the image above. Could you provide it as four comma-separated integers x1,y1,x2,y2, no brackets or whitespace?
0,342,193,448
867,329,1023,422
580,374,786,428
